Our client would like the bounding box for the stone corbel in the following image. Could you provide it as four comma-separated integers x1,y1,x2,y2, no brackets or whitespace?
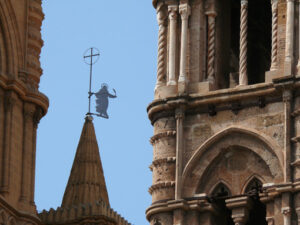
226,196,252,225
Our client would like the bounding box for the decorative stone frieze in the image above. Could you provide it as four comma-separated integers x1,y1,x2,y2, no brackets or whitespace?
150,130,176,145
149,181,176,195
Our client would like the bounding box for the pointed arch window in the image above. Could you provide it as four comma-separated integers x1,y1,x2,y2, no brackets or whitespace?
211,182,232,198
244,177,263,195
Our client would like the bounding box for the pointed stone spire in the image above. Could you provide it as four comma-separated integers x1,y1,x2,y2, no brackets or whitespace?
61,116,109,208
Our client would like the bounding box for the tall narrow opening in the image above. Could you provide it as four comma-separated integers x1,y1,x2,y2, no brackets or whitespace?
211,183,234,225
229,0,240,77
247,0,271,84
245,178,267,225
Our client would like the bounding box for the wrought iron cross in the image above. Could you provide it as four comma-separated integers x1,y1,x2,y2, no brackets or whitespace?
83,47,100,115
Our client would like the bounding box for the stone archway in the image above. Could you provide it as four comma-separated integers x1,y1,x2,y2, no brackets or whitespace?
182,126,284,197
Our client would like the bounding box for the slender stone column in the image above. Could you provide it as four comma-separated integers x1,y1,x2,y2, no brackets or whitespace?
175,107,184,200
20,103,35,203
284,0,294,75
239,0,248,85
155,4,168,89
297,0,300,74
282,207,291,225
205,11,217,83
178,3,191,84
30,107,42,206
168,5,178,86
270,0,278,71
283,90,292,182
1,93,16,193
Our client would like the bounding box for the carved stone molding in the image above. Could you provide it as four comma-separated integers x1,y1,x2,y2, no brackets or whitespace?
150,130,176,145
149,157,176,171
33,107,43,128
149,181,175,194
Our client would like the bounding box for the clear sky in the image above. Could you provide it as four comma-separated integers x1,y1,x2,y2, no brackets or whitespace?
36,1,157,225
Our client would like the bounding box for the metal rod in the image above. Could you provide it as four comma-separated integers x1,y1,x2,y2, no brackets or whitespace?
88,48,93,114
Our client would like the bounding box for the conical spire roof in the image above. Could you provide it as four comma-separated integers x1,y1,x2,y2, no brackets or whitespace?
61,116,109,208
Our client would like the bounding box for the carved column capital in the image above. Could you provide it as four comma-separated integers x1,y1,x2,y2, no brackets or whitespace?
241,0,248,5
168,5,178,20
156,5,167,26
282,207,291,215
283,90,292,102
175,107,185,120
205,10,217,17
179,3,191,20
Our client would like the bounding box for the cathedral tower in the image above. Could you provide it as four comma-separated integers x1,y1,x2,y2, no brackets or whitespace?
0,0,48,224
147,0,300,224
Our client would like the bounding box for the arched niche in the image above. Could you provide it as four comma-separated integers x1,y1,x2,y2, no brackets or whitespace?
182,127,284,197
243,176,263,194
211,182,232,198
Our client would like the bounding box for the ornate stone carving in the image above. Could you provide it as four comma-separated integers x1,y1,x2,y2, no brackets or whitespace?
239,0,248,85
167,5,178,86
155,4,168,89
270,0,278,71
206,11,217,83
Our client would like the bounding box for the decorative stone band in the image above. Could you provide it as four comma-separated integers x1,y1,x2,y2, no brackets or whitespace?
149,157,176,171
39,200,131,225
148,181,175,195
150,130,176,145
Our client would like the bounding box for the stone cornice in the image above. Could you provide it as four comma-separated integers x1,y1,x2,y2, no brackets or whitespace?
148,181,175,194
150,130,176,145
147,83,278,123
0,75,49,115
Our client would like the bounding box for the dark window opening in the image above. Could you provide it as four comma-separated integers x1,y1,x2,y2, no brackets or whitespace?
211,183,234,225
245,178,267,225
248,0,272,84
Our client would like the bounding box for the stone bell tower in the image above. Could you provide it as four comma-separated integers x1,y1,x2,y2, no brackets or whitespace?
0,0,48,224
147,0,300,224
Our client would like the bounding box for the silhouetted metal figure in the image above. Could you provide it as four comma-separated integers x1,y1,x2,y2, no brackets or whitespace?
92,84,117,119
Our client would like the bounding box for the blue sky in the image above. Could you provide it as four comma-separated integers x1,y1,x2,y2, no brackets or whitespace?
36,1,157,224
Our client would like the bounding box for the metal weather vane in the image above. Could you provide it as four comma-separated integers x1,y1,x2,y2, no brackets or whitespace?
83,47,117,119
